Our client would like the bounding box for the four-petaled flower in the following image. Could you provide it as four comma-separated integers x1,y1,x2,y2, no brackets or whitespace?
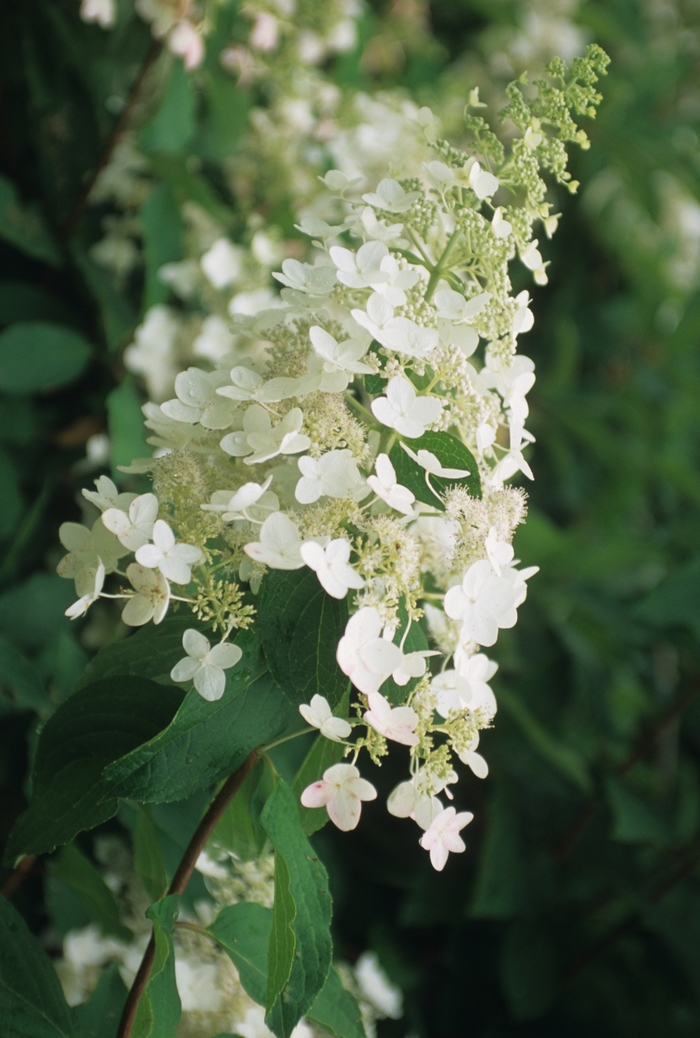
364,690,420,746
299,694,352,742
419,806,474,871
135,520,203,585
308,326,373,392
362,178,421,212
367,454,416,516
122,563,171,626
336,607,404,695
300,539,365,600
301,763,377,831
295,449,364,504
244,512,305,570
432,650,498,719
102,493,159,551
444,559,517,647
371,377,442,439
170,629,243,701
220,405,311,465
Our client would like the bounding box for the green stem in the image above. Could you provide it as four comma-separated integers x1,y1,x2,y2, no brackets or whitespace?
425,228,462,303
116,751,258,1038
260,726,313,753
345,392,379,427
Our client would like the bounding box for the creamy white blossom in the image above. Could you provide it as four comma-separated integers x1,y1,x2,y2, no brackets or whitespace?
170,629,243,701
371,376,442,439
301,763,377,831
244,512,305,570
364,690,419,746
444,560,517,647
102,493,159,551
299,694,352,742
300,538,364,599
135,520,203,585
366,454,415,515
419,806,474,871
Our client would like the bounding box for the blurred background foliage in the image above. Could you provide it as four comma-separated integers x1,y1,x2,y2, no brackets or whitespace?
2,0,700,1035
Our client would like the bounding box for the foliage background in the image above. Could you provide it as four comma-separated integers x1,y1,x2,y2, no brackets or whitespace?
2,1,700,1035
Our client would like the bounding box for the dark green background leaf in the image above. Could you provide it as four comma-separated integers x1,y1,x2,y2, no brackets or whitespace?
4,678,184,862
0,897,78,1038
0,322,90,393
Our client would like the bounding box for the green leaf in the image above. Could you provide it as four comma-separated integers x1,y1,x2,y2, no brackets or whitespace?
209,758,273,862
73,252,137,352
389,430,481,509
470,783,525,920
52,843,133,942
4,678,184,863
0,322,91,394
0,636,48,712
307,967,367,1038
134,805,169,902
208,902,270,1005
0,280,75,327
0,896,78,1037
107,378,150,481
76,963,127,1038
634,558,700,636
257,568,349,709
499,920,558,1022
0,447,24,541
498,686,592,793
140,60,196,155
139,182,184,309
0,573,74,651
605,778,667,844
201,73,252,159
101,631,298,803
75,614,205,691
133,896,181,1038
0,173,62,265
209,902,366,1038
261,779,333,1038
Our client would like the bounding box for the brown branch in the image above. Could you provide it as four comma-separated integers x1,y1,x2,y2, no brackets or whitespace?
116,751,258,1038
1,855,37,899
554,680,700,862
60,40,163,243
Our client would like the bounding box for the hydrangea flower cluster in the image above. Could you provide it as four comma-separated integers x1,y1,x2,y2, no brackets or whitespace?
60,47,608,871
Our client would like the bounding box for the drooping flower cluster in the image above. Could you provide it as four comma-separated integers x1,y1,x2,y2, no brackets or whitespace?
60,48,608,869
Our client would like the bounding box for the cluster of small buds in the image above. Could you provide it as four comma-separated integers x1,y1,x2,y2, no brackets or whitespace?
61,49,607,865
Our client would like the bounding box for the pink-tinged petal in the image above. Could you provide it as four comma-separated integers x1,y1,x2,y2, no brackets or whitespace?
300,781,330,809
327,788,362,831
350,778,378,802
428,840,449,871
442,832,466,854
